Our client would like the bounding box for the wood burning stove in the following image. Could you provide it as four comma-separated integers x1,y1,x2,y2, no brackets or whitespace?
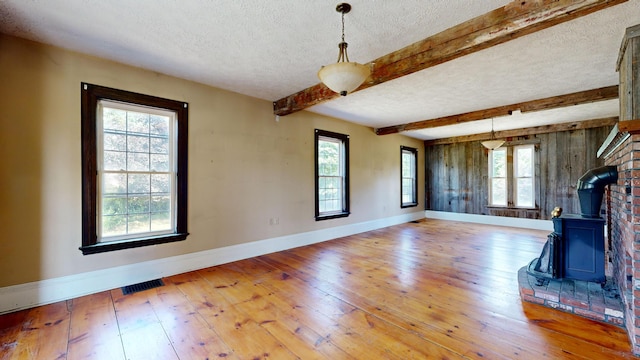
527,166,617,283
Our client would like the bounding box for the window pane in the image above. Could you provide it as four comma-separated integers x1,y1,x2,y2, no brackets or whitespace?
102,196,127,215
128,173,150,194
103,173,126,194
491,178,507,206
402,152,413,177
150,115,169,135
318,176,326,189
104,133,126,151
151,195,171,212
127,111,149,134
150,154,170,172
128,152,149,171
402,178,414,203
104,151,126,171
151,174,171,193
128,195,150,214
150,136,169,154
128,214,150,233
516,147,533,177
333,177,342,189
127,134,149,152
318,176,341,213
102,215,127,237
514,145,534,207
517,178,534,207
101,105,173,240
151,212,171,231
315,130,348,219
491,149,506,177
103,108,126,131
318,139,340,176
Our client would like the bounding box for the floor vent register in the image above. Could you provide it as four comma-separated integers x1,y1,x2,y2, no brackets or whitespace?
121,278,165,295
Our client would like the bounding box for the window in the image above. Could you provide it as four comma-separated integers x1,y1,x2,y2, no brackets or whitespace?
489,148,507,206
315,129,349,220
401,146,418,207
514,145,535,207
81,83,188,254
488,144,536,208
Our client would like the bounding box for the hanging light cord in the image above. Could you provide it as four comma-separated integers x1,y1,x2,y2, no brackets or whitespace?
490,118,496,140
337,8,350,62
341,9,345,43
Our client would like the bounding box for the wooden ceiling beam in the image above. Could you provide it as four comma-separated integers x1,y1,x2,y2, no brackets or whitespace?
519,85,619,112
375,85,618,135
273,0,627,116
423,117,618,146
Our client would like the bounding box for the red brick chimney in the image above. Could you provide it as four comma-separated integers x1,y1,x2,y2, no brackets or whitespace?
602,23,640,355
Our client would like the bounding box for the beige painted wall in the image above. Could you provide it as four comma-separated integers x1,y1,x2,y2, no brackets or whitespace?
0,34,424,287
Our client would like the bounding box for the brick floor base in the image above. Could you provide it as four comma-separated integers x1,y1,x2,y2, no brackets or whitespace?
518,266,625,327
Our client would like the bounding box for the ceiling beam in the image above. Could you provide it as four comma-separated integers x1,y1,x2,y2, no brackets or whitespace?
423,116,618,146
375,85,618,135
273,0,627,116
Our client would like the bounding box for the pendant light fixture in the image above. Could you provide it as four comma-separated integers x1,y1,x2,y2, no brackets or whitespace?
318,3,371,96
481,118,505,150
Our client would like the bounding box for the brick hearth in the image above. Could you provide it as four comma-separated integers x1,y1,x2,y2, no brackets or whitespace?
518,266,625,327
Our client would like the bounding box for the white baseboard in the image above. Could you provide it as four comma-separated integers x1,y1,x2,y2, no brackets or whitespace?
0,211,424,314
424,210,554,231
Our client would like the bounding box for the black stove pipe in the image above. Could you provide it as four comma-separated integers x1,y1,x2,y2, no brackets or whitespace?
576,165,618,218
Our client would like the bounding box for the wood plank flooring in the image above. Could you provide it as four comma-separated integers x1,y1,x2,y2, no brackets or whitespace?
0,219,633,359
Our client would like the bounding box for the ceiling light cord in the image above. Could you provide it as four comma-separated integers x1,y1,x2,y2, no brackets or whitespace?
337,8,349,63
341,9,346,43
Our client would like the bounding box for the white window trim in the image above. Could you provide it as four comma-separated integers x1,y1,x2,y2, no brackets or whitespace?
317,135,345,216
513,144,535,208
488,148,507,207
97,100,178,243
488,144,537,209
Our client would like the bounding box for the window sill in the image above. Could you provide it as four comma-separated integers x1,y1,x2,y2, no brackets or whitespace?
80,232,189,255
486,206,539,211
315,212,350,221
401,203,418,208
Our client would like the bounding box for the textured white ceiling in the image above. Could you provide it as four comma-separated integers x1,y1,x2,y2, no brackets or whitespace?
0,0,638,140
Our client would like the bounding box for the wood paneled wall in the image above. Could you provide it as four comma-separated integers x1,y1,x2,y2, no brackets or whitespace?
425,126,613,219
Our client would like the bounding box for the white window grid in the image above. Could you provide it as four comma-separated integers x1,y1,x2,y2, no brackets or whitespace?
488,148,507,206
513,144,535,208
96,100,178,242
318,136,345,215
402,149,416,205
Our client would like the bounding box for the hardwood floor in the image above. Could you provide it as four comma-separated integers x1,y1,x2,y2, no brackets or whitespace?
0,219,633,359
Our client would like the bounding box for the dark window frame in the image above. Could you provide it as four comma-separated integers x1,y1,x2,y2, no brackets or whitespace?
314,129,350,221
401,146,418,208
80,83,189,255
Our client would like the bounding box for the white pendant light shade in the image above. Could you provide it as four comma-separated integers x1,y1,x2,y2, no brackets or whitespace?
318,61,370,96
481,139,505,150
319,3,370,96
482,118,504,150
